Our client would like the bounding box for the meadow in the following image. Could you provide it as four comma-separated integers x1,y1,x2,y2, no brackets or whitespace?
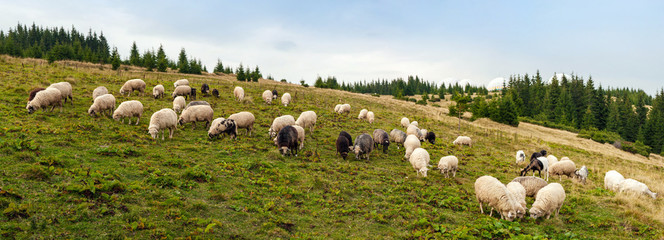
1,55,662,239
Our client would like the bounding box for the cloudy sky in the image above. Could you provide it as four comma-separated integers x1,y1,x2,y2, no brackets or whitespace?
1,1,663,94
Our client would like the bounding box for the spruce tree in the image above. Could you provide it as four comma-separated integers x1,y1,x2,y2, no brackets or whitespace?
236,63,245,81
143,50,155,71
129,41,141,66
177,48,189,73
214,59,224,73
111,46,121,70
156,45,167,72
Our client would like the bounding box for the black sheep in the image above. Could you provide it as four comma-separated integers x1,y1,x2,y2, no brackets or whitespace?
201,83,210,96
212,89,219,98
425,131,436,144
336,131,352,159
339,131,353,146
520,157,545,178
277,125,299,156
272,89,278,100
190,87,197,100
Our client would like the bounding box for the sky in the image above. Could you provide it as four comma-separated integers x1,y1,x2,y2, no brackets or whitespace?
1,0,663,95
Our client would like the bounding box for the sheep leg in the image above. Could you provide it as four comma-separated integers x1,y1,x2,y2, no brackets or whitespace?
135,116,140,125
478,201,484,214
169,127,174,139
161,130,165,140
192,122,196,130
453,170,456,177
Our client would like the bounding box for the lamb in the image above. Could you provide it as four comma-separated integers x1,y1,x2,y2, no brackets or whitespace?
172,85,192,99
112,100,143,125
389,129,407,149
366,111,375,124
438,155,458,178
92,86,108,101
295,111,317,135
119,79,146,97
148,108,178,140
262,90,273,104
201,83,210,96
276,125,299,156
209,118,237,139
26,88,62,114
574,165,588,184
174,79,189,88
549,160,576,181
185,101,210,109
403,135,421,159
28,87,46,102
178,105,214,130
410,121,419,128
409,148,430,177
48,82,73,105
281,93,291,106
520,156,549,181
617,179,658,199
424,131,436,144
227,112,255,136
372,129,390,153
173,96,186,113
546,155,559,166
474,175,520,221
272,90,278,100
234,86,245,102
269,115,296,138
511,176,548,197
406,124,423,140
506,182,527,218
88,94,116,117
354,133,374,160
529,183,566,220
336,131,353,160
604,170,625,191
291,125,305,150
207,117,226,139
400,117,410,128
453,136,472,147
152,84,165,99
212,89,219,98
515,150,526,164
358,109,368,119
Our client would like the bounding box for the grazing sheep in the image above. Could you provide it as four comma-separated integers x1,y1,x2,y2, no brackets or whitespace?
400,117,410,128
190,87,197,100
406,124,423,140
340,131,353,146
112,100,143,125
148,108,178,140
207,117,226,139
272,90,278,100
530,183,566,220
372,129,390,153
92,86,108,101
409,148,430,177
28,87,46,102
336,104,351,114
88,94,115,117
26,88,62,114
262,90,273,104
474,176,521,221
549,160,576,181
520,157,549,181
291,125,305,150
438,155,458,178
419,129,428,142
295,111,317,135
178,105,214,130
48,82,73,105
119,79,146,97
511,176,548,197
410,121,419,128
604,170,625,191
389,129,407,148
269,115,296,138
173,96,186,113
212,89,219,98
424,131,436,144
336,131,353,160
334,104,342,113
453,136,472,147
172,85,192,99
516,150,526,164
209,118,237,139
234,86,245,102
403,135,421,159
506,182,527,218
366,111,375,124
529,151,544,162
201,83,210,96
277,125,299,156
152,84,165,99
358,109,368,119
546,155,559,166
574,165,588,184
354,133,374,160
617,179,658,199
174,79,189,88
281,93,291,106
185,101,210,110
227,112,256,136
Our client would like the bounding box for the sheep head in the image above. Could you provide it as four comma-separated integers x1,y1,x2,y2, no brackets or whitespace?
148,126,159,139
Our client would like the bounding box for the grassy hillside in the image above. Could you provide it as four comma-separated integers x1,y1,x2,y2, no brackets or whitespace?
1,55,662,239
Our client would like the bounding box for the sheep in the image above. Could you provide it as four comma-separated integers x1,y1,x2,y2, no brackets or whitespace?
474,175,520,221
617,179,658,199
424,131,436,144
358,109,368,119
419,129,428,141
409,148,430,177
336,104,351,114
174,79,189,88
453,136,472,147
406,124,423,140
516,150,526,165
209,118,237,140
207,117,226,139
92,86,108,101
336,131,353,160
201,83,210,96
272,90,278,100
178,105,214,130
295,111,317,135
48,82,73,105
212,89,220,98
400,117,410,128
172,85,192,99
234,86,245,102
190,87,197,100
354,133,374,160
410,121,419,128
173,96,186,113
549,160,576,181
529,183,566,220
389,129,407,149
366,111,375,124
560,156,570,161
506,182,527,218
269,115,296,138
112,100,143,125
152,84,165,99
281,93,291,106
546,155,559,166
185,101,210,110
438,155,458,178
276,125,299,156
26,88,62,114
334,104,342,113
291,125,305,150
88,94,116,117
148,108,178,140
604,170,625,191
227,112,255,136
520,156,549,181
372,129,390,153
403,135,421,159
574,165,588,184
119,79,146,97
262,90,273,104
511,176,548,197
28,87,46,102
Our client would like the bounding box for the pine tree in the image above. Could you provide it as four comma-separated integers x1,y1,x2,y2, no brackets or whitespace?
129,41,141,66
213,59,224,73
156,45,167,72
236,63,245,81
252,66,262,82
111,46,121,70
177,48,189,73
581,106,595,130
143,50,155,71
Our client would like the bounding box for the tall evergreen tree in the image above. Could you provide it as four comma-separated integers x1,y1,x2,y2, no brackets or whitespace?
156,44,167,72
111,46,121,70
214,59,224,73
129,41,141,66
143,49,155,71
177,48,189,73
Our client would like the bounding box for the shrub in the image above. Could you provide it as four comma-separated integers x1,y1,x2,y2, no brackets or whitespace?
416,100,427,105
577,128,621,144
621,140,651,157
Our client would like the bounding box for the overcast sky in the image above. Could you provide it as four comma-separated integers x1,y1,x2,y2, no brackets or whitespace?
1,1,663,95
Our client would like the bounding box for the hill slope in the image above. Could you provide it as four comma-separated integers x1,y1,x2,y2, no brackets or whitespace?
0,56,662,239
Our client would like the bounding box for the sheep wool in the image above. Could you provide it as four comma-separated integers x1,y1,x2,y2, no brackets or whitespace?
409,148,430,177
438,155,458,178
291,125,305,150
227,112,256,136
366,111,375,124
178,105,214,130
453,136,472,147
529,183,566,219
410,121,419,128
119,79,146,97
173,96,186,113
269,115,296,138
354,133,374,160
516,150,526,164
207,117,226,138
604,170,625,191
88,94,116,117
511,176,548,197
506,182,527,218
617,179,658,199
148,108,178,140
92,86,108,101
153,84,165,99
546,155,559,166
400,117,410,128
389,129,407,148
295,111,317,134
336,104,351,114
406,124,422,140
474,175,519,221
234,86,245,102
26,88,62,114
48,82,73,105
174,79,189,88
372,129,390,154
281,93,291,106
172,85,192,99
358,109,368,119
262,90,273,104
403,135,421,159
112,100,143,125
549,160,576,181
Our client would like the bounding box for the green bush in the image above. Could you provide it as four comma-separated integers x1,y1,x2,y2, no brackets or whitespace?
577,129,621,144
416,100,427,105
621,140,651,157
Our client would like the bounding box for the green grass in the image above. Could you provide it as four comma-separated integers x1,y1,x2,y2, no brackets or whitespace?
0,56,662,239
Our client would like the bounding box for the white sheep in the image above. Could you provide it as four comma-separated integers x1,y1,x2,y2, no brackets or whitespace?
173,96,186,113
400,117,410,128
515,150,526,164
178,105,214,130
269,115,296,138
546,155,559,166
112,100,143,125
281,93,291,106
366,111,375,124
152,84,165,99
474,175,520,221
295,111,317,135
511,176,548,197
574,165,588,184
409,148,430,177
410,121,419,128
604,170,625,192
358,109,368,119
419,129,428,141
148,108,178,140
406,124,422,140
92,86,108,101
292,125,305,150
88,94,116,117
336,104,351,114
617,179,658,199
529,183,566,219
262,90,273,104
403,135,421,159
234,86,245,102
174,79,189,88
453,136,472,147
48,82,73,105
438,155,458,178
207,117,226,138
506,182,527,218
334,104,342,113
26,88,62,113
119,79,146,97
537,156,550,181
389,129,407,149
560,156,570,161
549,160,576,181
172,85,192,99
227,111,256,136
